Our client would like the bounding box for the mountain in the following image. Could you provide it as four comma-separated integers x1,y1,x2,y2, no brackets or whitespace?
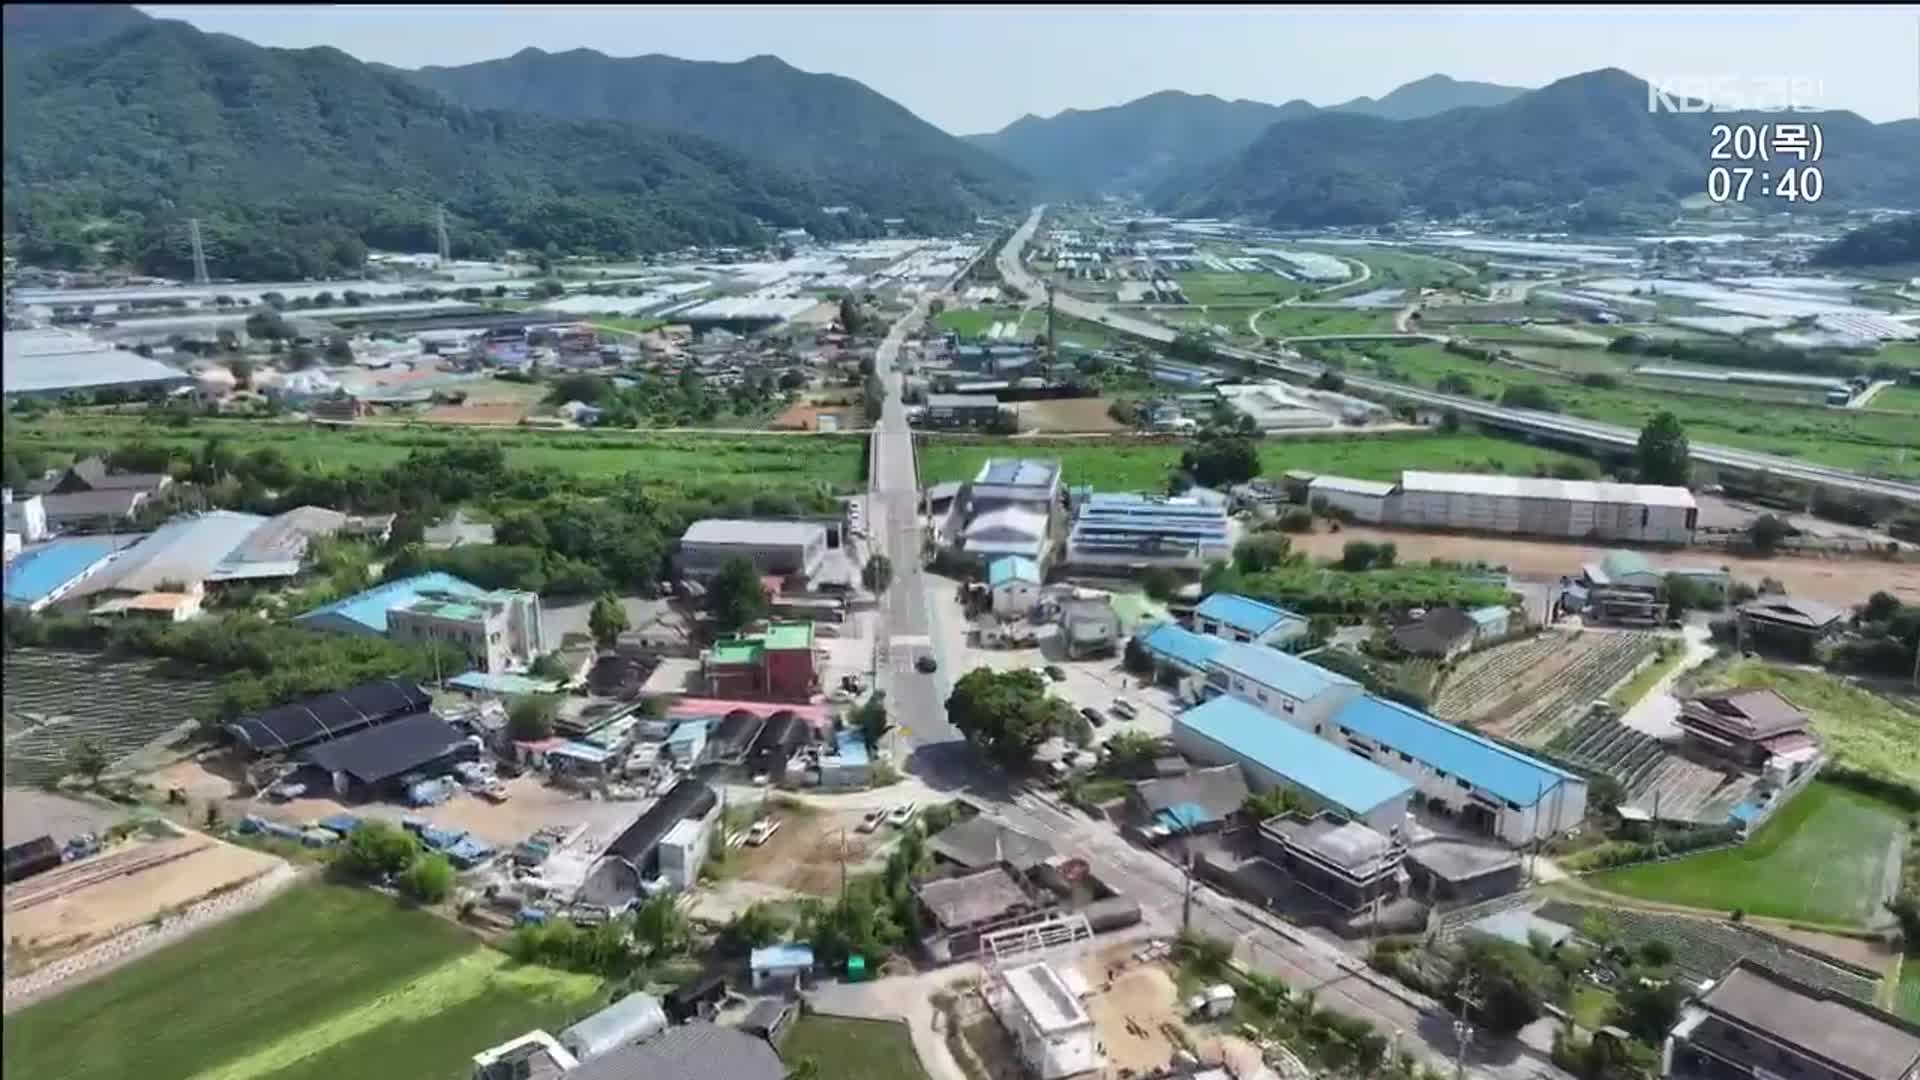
2,3,155,54
4,19,864,279
400,48,1025,231
1810,217,1920,267
1156,69,1920,227
1330,74,1527,121
962,91,1315,196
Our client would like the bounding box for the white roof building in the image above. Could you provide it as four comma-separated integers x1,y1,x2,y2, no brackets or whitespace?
992,961,1101,1080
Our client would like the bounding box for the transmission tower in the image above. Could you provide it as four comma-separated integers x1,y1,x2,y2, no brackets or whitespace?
435,205,451,265
188,218,210,286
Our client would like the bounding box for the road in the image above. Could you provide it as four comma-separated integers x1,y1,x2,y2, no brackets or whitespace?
996,206,1920,506
860,252,1564,1080
1851,379,1898,409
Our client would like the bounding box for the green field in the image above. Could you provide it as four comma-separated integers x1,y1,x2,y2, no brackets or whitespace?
1870,384,1920,416
1898,959,1920,1022
1342,342,1920,478
1174,271,1301,307
1311,247,1472,294
781,1015,932,1080
918,431,1594,489
1254,307,1398,338
9,415,869,491
936,305,1030,339
1701,661,1920,790
1571,986,1617,1031
2,883,603,1080
1590,782,1905,927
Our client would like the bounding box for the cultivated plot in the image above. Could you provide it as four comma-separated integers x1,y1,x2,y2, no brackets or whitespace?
3,649,220,786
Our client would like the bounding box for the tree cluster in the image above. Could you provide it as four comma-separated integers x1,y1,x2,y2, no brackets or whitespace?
946,668,1076,768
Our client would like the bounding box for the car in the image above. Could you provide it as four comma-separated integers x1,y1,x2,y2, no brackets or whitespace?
1044,665,1066,682
886,802,918,827
915,655,938,674
745,818,782,846
842,673,864,693
858,809,886,833
1111,699,1139,720
1080,706,1107,728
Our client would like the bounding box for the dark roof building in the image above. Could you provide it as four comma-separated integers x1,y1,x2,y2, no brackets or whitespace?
1677,688,1818,768
1668,960,1920,1080
927,816,1056,872
1126,764,1250,833
302,712,467,788
224,679,432,754
1389,607,1478,658
584,778,719,905
564,1023,784,1080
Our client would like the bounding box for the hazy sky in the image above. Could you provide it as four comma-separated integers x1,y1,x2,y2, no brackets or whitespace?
148,4,1920,133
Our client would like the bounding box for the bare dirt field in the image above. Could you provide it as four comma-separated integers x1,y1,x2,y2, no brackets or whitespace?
1077,943,1188,1075
3,833,282,973
730,805,884,897
1290,527,1918,607
419,401,531,425
1014,397,1126,434
1,790,125,848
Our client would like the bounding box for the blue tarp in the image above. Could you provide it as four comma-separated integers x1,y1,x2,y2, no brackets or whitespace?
320,813,362,834
421,826,464,851
446,837,495,868
1155,802,1213,831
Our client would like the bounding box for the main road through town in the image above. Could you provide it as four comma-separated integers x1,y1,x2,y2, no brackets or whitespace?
995,205,1920,507
863,277,1566,1080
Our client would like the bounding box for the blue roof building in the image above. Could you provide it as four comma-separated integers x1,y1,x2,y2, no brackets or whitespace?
3,537,129,611
988,555,1041,588
1204,641,1358,709
1067,492,1231,570
1174,696,1413,829
1193,593,1309,647
294,572,490,636
1136,621,1226,673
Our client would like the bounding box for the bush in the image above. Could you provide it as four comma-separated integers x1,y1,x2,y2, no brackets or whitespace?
338,821,422,882
400,853,455,903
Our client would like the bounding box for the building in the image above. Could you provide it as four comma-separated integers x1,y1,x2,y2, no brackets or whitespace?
1136,620,1227,678
1390,607,1481,660
1390,472,1698,544
78,511,266,600
3,536,126,612
1174,696,1414,832
1058,596,1121,659
3,490,48,544
749,943,814,991
820,728,871,788
1065,492,1231,570
1677,689,1821,779
1127,764,1250,836
923,393,1007,429
294,572,493,637
1578,550,1671,624
988,961,1103,1080
989,555,1042,617
205,506,355,584
701,622,817,701
1737,594,1844,656
657,814,714,889
582,779,719,908
1308,475,1395,524
1202,641,1360,732
3,327,193,400
955,459,1061,566
677,519,829,582
562,1024,785,1080
557,993,668,1063
1193,593,1308,649
1257,812,1408,914
1665,960,1920,1080
302,712,472,797
89,582,205,623
927,816,1056,873
470,1030,579,1080
915,865,1054,963
223,679,433,755
388,588,546,675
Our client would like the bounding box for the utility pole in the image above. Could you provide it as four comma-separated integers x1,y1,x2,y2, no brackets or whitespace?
189,218,210,287
435,205,451,266
1180,826,1195,933
1454,969,1481,1080
1044,281,1057,367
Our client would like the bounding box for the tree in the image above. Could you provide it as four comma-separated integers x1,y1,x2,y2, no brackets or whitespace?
508,695,559,741
1439,407,1463,433
1244,786,1308,820
1862,590,1902,624
862,554,893,594
1340,540,1381,571
1140,567,1177,601
632,890,690,960
338,821,422,881
707,557,770,635
1500,384,1557,412
1103,730,1161,776
243,310,291,341
1636,411,1691,486
1611,979,1686,1044
588,593,629,649
854,690,892,752
1747,514,1795,555
1234,534,1293,573
532,279,566,299
1453,938,1555,1036
787,1059,821,1080
946,667,1071,768
1437,372,1475,395
69,737,109,785
1313,371,1346,392
528,652,572,682
324,335,354,364
1179,435,1261,489
400,852,455,903
838,295,865,336
1123,635,1154,675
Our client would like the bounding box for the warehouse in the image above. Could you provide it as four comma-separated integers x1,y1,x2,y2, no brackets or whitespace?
1173,696,1414,832
1065,492,1230,570
302,712,472,796
1308,475,1395,525
922,393,1006,429
224,679,434,755
676,519,828,582
2,327,193,399
1389,472,1698,544
1193,593,1307,649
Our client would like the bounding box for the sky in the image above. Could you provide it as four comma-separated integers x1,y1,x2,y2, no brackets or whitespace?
149,4,1920,133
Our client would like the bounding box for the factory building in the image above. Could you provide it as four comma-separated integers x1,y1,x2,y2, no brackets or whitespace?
1308,475,1395,525
387,589,546,675
1065,492,1230,570
952,459,1061,567
677,519,829,582
1389,472,1698,545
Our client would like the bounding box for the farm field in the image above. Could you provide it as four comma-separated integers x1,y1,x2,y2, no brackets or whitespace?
1343,342,1920,478
1588,781,1906,927
9,415,869,491
1309,247,1471,293
1174,271,1301,307
1433,630,1662,743
1,882,601,1080
1899,960,1920,1022
1869,384,1920,415
1014,397,1126,433
915,431,1595,488
1254,307,1397,338
936,305,1030,339
1697,661,1920,790
3,649,220,785
780,1015,933,1080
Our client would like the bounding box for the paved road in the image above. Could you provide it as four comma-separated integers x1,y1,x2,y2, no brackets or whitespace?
996,206,1920,506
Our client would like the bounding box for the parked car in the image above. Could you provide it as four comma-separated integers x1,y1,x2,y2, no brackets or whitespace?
858,809,886,833
1080,706,1107,728
887,802,918,827
746,818,782,846
842,673,864,693
1044,665,1066,682
915,655,938,674
1111,699,1138,720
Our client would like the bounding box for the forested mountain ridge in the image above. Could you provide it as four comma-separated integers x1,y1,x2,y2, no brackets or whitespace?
3,19,872,279
400,48,1028,230
1155,69,1920,226
1810,217,1920,267
1327,74,1526,120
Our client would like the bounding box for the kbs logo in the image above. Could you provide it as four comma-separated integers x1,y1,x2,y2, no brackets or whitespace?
1647,75,1826,114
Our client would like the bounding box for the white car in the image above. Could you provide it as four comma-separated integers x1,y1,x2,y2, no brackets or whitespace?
858,809,886,833
745,818,782,846
886,802,917,828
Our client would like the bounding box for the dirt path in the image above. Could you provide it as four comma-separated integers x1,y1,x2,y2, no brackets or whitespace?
1288,527,1918,607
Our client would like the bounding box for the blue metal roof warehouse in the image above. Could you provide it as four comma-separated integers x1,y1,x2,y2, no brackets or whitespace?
1137,621,1225,672
1194,593,1305,640
1205,641,1357,703
294,572,490,636
3,537,129,611
1175,696,1413,823
1329,695,1579,807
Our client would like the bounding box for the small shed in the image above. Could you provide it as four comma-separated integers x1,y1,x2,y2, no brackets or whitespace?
820,729,871,789
557,991,668,1062
988,555,1042,617
750,943,815,991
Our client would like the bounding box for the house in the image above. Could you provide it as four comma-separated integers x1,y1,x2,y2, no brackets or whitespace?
749,943,814,991
1737,594,1844,656
1127,764,1251,836
89,582,205,623
1390,607,1480,660
556,993,667,1063
3,490,48,543
561,1024,785,1080
986,961,1103,1080
1676,688,1821,778
701,622,817,701
914,865,1055,963
1193,593,1309,649
295,572,493,637
1664,959,1920,1080
582,778,718,908
1578,550,1671,624
988,555,1042,617
387,589,546,675
1257,812,1408,914
1058,596,1121,659
927,816,1056,873
1173,696,1414,833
